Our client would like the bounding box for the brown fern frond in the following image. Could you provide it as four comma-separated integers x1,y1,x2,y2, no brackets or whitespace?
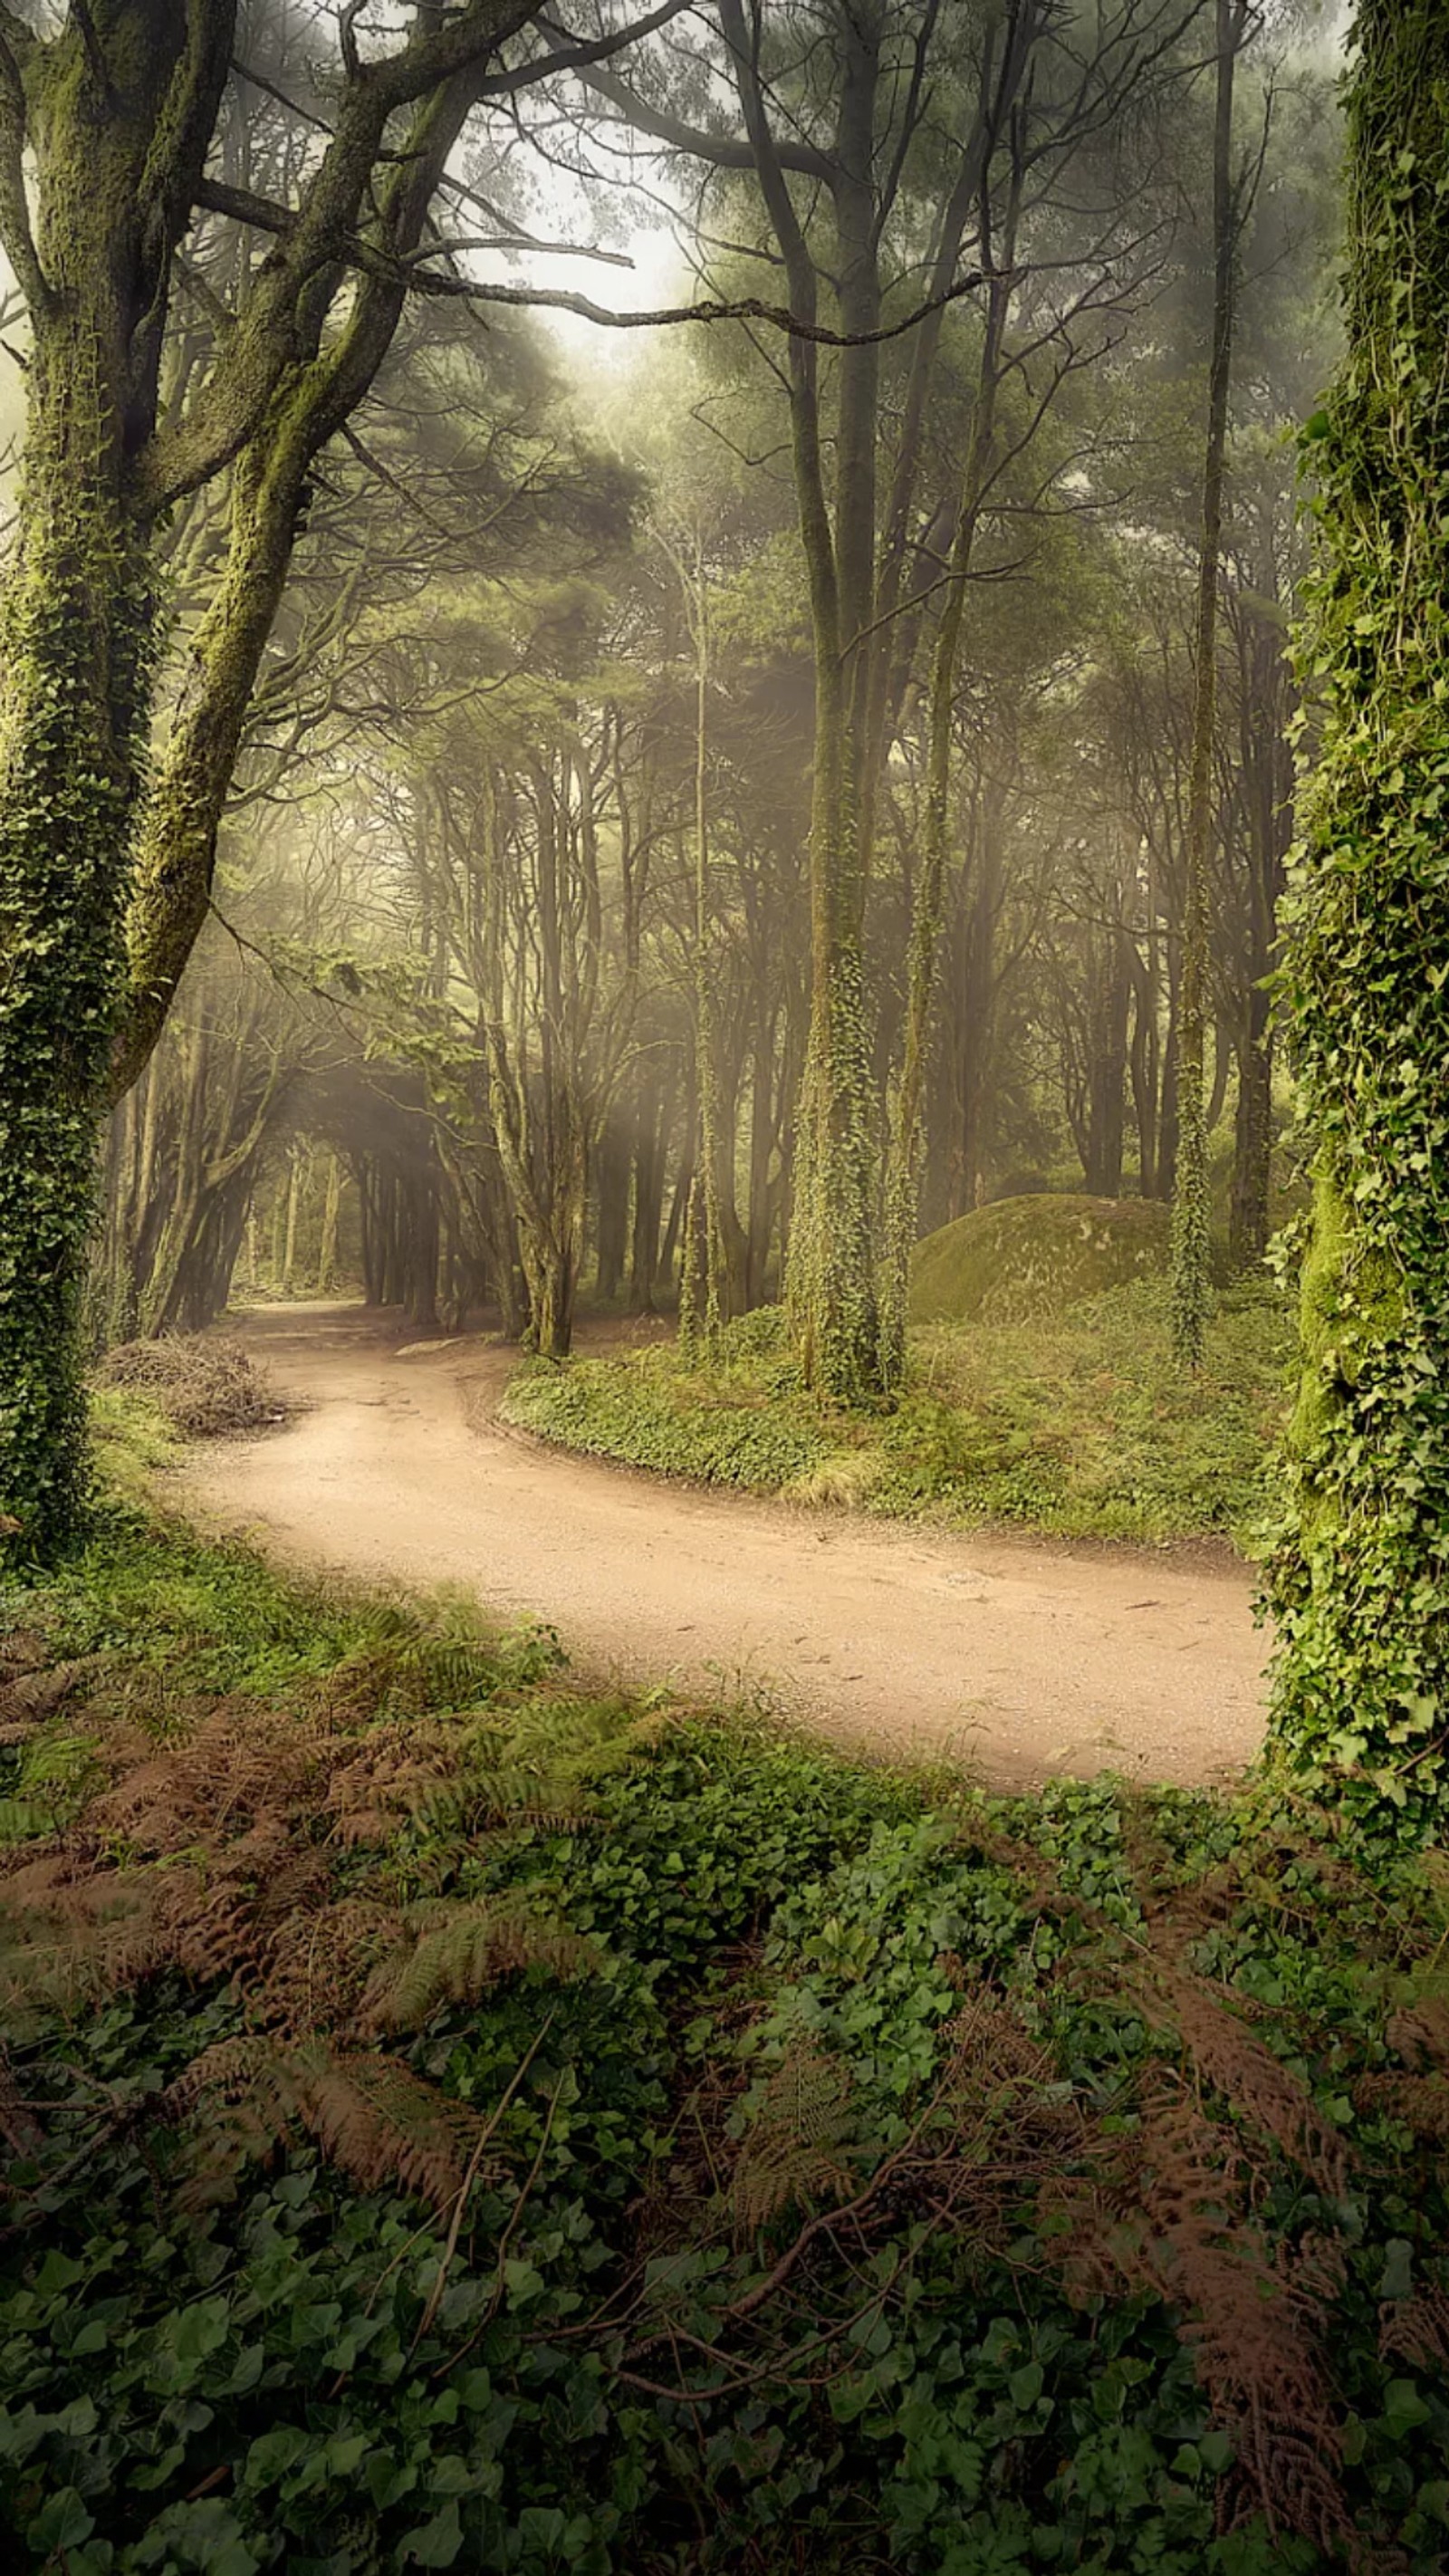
1387,1995,1449,2065
0,1670,603,2216
0,1662,91,1727
160,2037,297,2210
0,1629,51,1677
1352,2068,1449,2145
1379,2285,1449,2372
288,2044,504,2209
0,1871,171,2015
1136,1956,1350,2199
323,1721,465,1846
254,1897,401,2037
726,2040,857,2242
1048,2085,1350,2555
359,1899,596,2037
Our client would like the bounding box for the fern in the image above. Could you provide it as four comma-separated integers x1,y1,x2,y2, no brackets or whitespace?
1134,1953,1351,2199
726,2038,857,2239
0,1676,605,2213
360,1899,597,2035
1049,2085,1351,2554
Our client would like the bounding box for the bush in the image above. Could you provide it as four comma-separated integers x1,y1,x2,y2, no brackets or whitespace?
97,1336,284,1439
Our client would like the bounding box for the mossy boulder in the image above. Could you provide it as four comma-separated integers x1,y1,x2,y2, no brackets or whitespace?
910,1193,1169,1325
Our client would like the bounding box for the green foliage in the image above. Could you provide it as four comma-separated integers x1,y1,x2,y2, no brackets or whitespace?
1267,0,1449,1833
0,448,157,1558
6,1513,1449,2569
1,1497,562,1714
504,1279,1290,1550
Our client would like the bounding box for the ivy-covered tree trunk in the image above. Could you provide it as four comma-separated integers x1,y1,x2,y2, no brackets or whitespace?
879,227,1014,1391
1268,0,1449,1830
0,4,227,1551
0,388,153,1548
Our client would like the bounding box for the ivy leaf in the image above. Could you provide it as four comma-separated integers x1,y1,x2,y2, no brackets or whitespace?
401,2498,464,2567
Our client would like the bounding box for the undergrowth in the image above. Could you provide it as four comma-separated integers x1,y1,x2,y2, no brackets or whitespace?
96,1340,284,1442
503,1279,1291,1552
2,1437,1448,2569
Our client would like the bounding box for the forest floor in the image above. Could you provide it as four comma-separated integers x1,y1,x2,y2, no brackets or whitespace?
176,1302,1267,1790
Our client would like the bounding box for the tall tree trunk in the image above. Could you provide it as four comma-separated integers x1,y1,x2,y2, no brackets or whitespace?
721,0,882,1399
629,1072,667,1316
317,1154,341,1295
1268,0,1449,1826
0,2,213,1544
1170,0,1245,1366
674,531,725,1356
1229,1005,1273,1269
282,1152,302,1299
880,225,1015,1386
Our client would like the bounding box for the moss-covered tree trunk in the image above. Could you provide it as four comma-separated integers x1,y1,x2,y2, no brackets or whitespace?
0,4,228,1549
0,388,152,1546
1268,0,1449,1830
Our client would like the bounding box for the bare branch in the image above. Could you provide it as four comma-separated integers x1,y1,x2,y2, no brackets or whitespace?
0,30,49,316
577,49,836,180
395,264,985,347
478,0,695,97
191,176,982,348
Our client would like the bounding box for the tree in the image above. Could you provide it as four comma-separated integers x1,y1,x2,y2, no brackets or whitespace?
1267,0,1449,1831
0,0,693,1550
1169,0,1253,1366
585,0,1203,1396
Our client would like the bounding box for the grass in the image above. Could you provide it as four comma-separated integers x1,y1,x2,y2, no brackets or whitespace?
1,1406,1448,2571
503,1278,1292,1553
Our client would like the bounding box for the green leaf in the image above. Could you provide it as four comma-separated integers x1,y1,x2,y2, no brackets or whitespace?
401,2498,464,2567
27,2488,94,2553
1379,2238,1414,2301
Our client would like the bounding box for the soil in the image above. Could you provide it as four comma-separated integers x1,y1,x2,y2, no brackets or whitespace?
176,1302,1269,1792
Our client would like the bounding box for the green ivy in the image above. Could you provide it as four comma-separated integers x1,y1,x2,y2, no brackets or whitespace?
8,1515,1449,2570
0,423,158,1558
1267,0,1449,1832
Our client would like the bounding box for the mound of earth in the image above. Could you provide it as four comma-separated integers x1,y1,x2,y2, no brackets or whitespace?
910,1192,1169,1324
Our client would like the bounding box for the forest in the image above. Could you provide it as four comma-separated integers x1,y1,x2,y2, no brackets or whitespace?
4,0,1449,2569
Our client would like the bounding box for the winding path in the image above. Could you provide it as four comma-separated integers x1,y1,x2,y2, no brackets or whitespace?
178,1303,1269,1790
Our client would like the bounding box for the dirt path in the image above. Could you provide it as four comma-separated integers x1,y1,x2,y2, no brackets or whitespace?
177,1303,1268,1790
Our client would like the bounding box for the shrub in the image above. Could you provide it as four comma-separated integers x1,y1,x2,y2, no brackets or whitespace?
96,1336,284,1439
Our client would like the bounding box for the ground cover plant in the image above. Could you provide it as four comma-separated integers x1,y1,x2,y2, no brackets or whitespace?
503,1279,1290,1552
3,1420,1448,2573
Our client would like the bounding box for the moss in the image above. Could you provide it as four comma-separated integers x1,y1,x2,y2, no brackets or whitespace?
908,1193,1170,1327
